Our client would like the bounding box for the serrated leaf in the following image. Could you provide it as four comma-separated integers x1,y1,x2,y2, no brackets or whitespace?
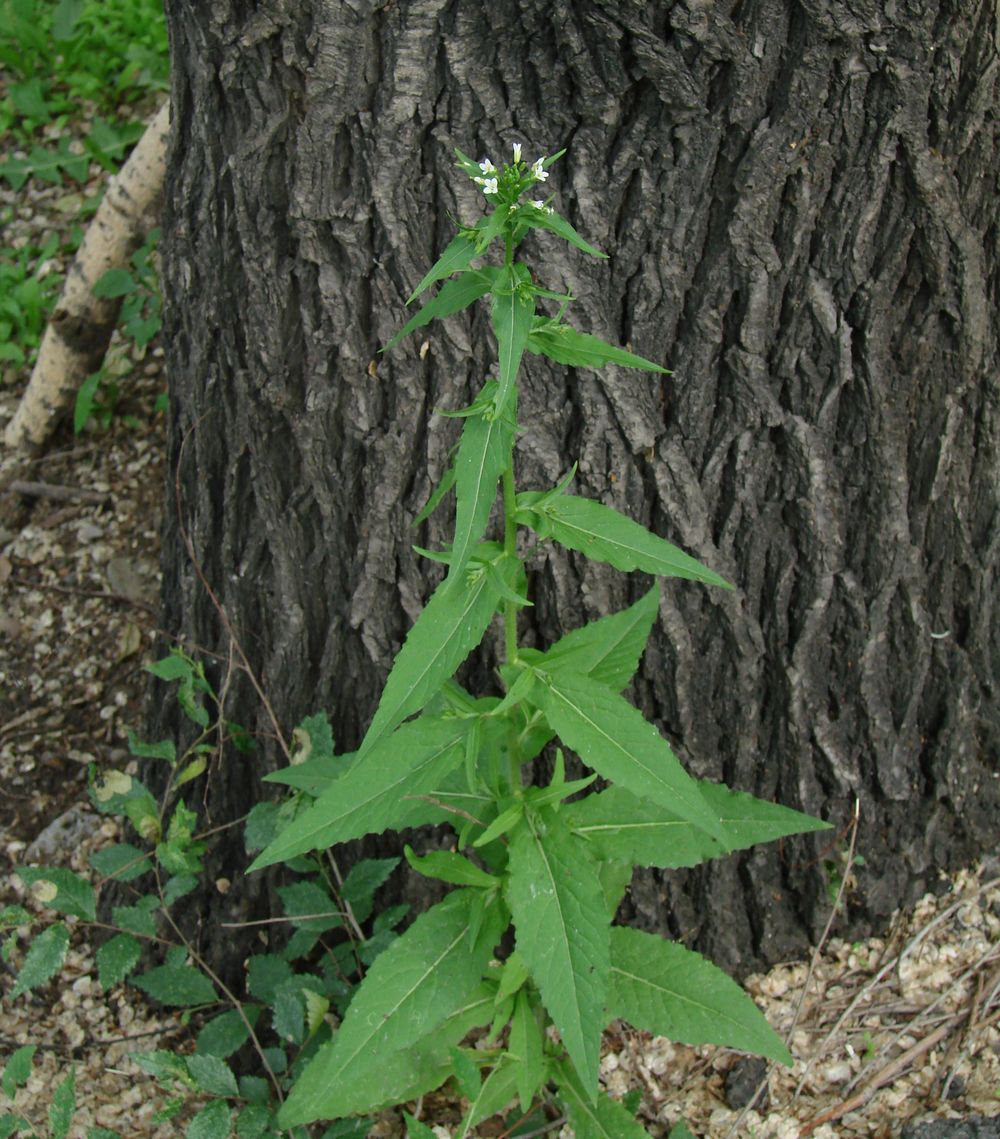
518,494,730,587
235,1106,275,1139
668,1123,697,1139
133,963,217,1007
247,954,292,1002
404,233,480,304
386,269,498,351
527,322,667,373
252,716,468,869
491,267,534,412
405,845,496,888
185,1053,238,1097
341,856,400,923
126,732,177,763
243,802,282,854
537,671,726,844
506,814,609,1096
2,1046,36,1096
16,867,96,920
112,897,159,938
93,268,135,298
273,986,305,1043
279,892,507,1126
509,991,546,1111
357,558,509,758
566,783,829,870
608,927,792,1064
49,1067,75,1139
554,1059,649,1139
11,922,69,998
539,587,659,691
90,843,152,882
197,1008,256,1058
277,880,342,933
134,1050,191,1084
96,933,141,989
185,1100,231,1139
448,393,516,583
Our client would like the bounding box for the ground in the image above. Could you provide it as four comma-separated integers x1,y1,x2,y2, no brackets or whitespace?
1,134,999,1139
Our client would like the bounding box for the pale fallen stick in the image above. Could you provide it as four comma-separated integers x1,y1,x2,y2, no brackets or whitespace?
4,101,169,451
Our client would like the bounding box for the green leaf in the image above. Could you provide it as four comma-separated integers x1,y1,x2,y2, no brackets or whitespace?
92,268,135,298
449,1045,481,1101
112,897,159,938
277,880,342,933
537,671,726,844
185,1053,239,1097
252,718,467,870
96,933,141,989
524,208,607,258
49,1068,75,1139
90,843,152,882
185,1100,231,1139
133,963,217,1007
243,802,282,853
448,389,516,583
668,1123,697,1139
247,955,293,1002
539,587,660,692
126,732,177,764
2,1046,36,1097
464,1056,523,1130
11,922,69,998
196,1008,256,1058
235,1106,276,1139
505,813,609,1096
553,1059,649,1139
527,322,667,373
404,845,496,888
341,856,400,923
608,927,792,1064
509,991,547,1111
518,494,730,587
566,783,829,870
412,462,457,527
279,891,507,1126
405,233,479,304
386,269,498,351
16,867,96,921
134,1050,191,1085
491,267,534,412
357,559,509,758
404,1115,437,1139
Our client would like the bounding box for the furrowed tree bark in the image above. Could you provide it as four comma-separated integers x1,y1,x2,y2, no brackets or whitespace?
158,0,1000,981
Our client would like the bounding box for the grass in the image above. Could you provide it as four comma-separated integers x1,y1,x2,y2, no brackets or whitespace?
0,0,170,424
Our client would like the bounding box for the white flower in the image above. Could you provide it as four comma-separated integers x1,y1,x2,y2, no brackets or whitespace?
481,177,498,195
479,157,496,174
531,158,549,182
512,142,522,164
531,199,545,209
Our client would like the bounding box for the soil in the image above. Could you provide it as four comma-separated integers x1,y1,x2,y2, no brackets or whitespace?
1,146,998,1139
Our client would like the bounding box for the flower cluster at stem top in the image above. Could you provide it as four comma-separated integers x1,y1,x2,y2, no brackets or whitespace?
470,142,553,212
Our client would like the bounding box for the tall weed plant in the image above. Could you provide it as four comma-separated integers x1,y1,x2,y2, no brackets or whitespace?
6,146,830,1137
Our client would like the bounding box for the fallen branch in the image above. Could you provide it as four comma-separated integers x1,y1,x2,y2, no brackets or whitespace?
3,101,169,451
7,479,110,504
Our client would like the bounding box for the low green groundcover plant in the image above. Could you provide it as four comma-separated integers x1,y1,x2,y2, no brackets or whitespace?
6,146,829,1138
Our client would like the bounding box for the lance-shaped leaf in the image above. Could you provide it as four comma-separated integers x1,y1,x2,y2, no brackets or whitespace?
506,813,609,1098
531,587,660,692
608,927,792,1064
278,892,507,1126
250,716,468,869
448,385,516,583
524,208,607,258
553,1059,649,1139
536,671,726,845
492,266,535,411
359,555,511,758
517,493,731,588
404,233,480,304
386,269,498,351
527,321,667,373
566,783,829,870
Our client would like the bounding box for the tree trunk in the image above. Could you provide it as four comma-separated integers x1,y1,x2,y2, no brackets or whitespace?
158,0,1000,981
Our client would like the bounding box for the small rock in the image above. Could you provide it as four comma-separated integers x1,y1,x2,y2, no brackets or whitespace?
901,1118,1000,1139
724,1056,769,1110
25,806,100,862
76,521,104,543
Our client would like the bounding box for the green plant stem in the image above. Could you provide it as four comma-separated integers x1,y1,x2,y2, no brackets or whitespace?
502,461,520,666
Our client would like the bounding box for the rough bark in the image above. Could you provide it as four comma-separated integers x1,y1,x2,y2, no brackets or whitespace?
158,0,1000,980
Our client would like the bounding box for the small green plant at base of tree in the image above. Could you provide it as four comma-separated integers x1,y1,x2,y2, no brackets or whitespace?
4,650,404,1139
74,227,164,432
244,145,832,1135
0,234,64,373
